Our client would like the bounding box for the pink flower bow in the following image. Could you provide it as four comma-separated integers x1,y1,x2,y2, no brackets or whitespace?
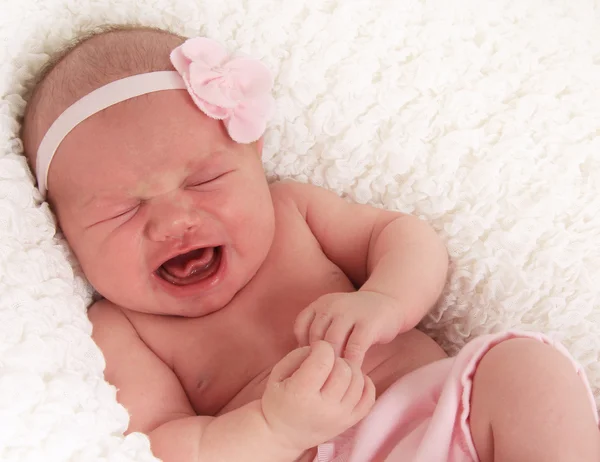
170,37,275,144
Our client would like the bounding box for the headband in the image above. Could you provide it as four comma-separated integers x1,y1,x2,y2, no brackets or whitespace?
35,37,275,196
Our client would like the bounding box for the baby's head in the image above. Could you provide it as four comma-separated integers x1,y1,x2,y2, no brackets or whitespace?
22,26,276,317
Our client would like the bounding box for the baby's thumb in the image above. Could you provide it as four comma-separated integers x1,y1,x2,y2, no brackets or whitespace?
293,306,315,347
268,346,311,384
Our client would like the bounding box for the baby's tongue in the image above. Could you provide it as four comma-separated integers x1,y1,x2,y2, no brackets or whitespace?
162,247,215,279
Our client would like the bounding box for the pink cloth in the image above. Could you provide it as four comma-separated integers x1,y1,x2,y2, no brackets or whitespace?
315,331,599,462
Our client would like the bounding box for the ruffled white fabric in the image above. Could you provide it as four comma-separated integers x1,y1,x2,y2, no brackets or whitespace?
2,0,600,460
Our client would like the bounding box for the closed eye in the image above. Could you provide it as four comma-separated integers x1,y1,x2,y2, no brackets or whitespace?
188,171,231,188
111,204,140,220
85,203,141,228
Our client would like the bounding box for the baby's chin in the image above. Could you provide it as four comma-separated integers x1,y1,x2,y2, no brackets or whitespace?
151,300,226,318
115,289,233,318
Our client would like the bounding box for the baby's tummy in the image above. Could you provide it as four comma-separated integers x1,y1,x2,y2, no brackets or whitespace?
218,328,446,417
362,328,448,396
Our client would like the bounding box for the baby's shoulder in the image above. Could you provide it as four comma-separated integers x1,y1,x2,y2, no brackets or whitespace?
87,299,139,343
269,179,308,199
269,180,331,214
87,299,157,369
88,298,128,324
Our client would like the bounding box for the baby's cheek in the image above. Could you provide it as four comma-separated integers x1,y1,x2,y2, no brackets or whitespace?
80,234,136,288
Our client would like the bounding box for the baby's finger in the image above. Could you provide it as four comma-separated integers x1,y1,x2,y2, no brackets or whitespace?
294,307,315,347
324,316,353,357
308,312,333,345
343,324,372,366
269,346,312,384
288,341,336,392
340,362,365,408
320,357,353,400
352,374,376,420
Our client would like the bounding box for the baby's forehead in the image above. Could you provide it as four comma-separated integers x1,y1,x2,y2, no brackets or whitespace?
51,87,236,195
22,26,185,172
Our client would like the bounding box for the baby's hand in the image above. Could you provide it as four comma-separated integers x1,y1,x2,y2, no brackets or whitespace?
294,291,403,365
261,341,375,453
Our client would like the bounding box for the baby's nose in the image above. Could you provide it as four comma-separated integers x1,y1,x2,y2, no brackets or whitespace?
145,197,202,242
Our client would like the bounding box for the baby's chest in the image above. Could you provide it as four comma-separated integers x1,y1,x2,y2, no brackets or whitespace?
164,244,356,414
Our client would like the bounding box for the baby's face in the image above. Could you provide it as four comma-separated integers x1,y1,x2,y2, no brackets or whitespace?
47,90,275,316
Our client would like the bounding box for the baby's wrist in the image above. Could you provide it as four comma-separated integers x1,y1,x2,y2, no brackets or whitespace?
359,289,405,322
255,400,306,459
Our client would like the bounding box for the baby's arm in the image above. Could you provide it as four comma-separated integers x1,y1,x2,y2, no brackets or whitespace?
279,182,448,360
88,301,294,461
89,301,373,462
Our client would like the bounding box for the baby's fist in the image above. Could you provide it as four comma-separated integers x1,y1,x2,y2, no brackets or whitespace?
261,341,375,453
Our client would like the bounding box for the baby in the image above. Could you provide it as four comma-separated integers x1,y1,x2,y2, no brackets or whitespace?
21,26,600,462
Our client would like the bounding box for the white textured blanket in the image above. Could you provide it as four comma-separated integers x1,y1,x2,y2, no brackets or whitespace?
2,0,600,460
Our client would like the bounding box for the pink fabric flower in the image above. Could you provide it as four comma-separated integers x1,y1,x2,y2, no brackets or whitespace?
170,37,275,143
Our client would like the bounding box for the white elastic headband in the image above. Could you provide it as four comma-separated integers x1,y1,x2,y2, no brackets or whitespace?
35,71,186,196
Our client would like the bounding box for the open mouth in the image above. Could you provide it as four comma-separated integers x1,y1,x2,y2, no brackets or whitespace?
156,246,223,286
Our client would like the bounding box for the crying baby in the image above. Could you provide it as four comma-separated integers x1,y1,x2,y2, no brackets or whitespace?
21,25,600,462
